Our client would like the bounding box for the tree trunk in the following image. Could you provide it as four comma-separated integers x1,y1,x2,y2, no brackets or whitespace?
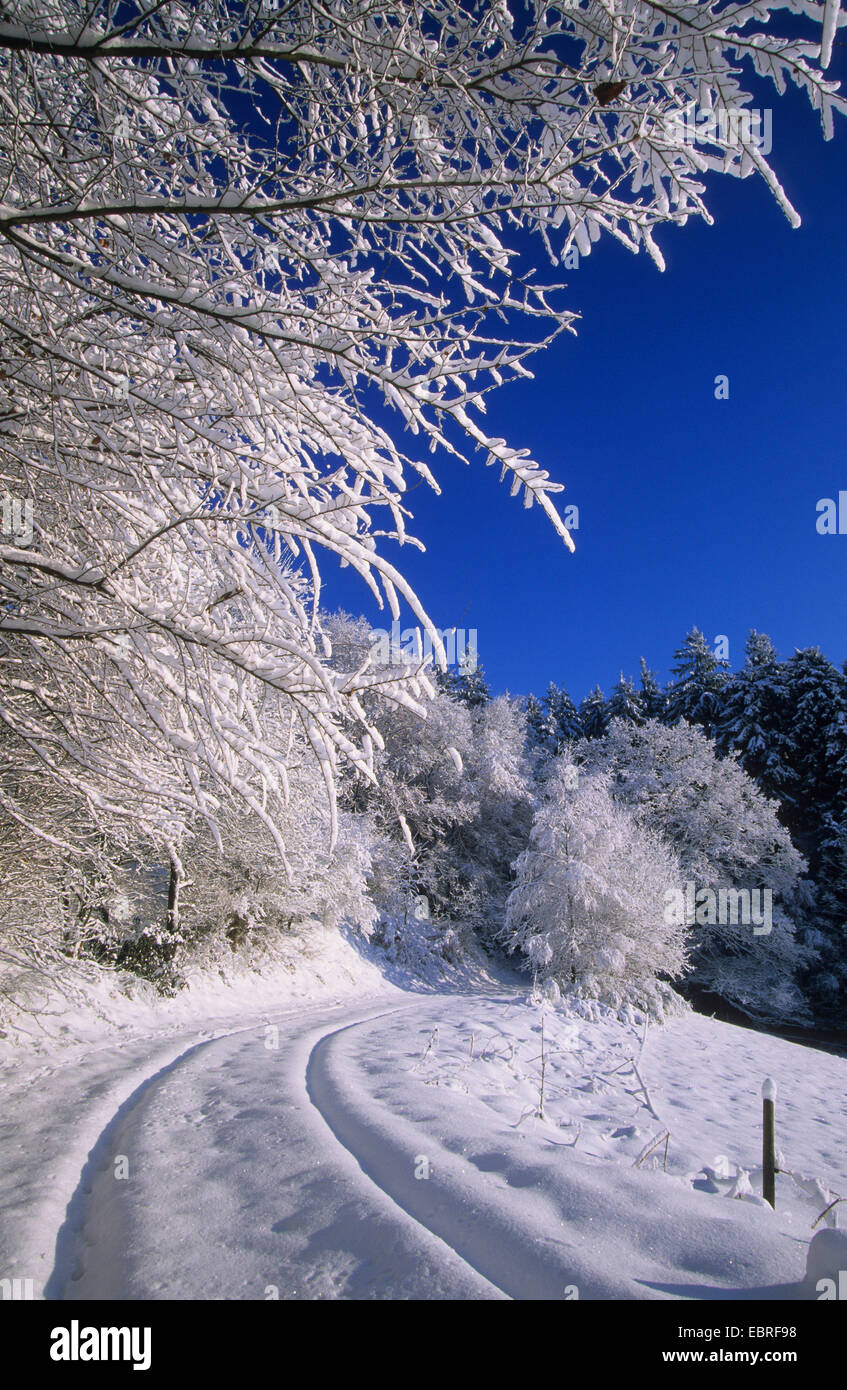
166,846,184,935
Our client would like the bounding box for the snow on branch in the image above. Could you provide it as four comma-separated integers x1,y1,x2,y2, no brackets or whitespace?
0,0,842,852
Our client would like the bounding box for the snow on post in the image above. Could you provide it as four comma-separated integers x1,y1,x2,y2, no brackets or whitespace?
762,1077,777,1208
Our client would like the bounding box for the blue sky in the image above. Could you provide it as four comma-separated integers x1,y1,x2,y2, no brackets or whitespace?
320,52,847,703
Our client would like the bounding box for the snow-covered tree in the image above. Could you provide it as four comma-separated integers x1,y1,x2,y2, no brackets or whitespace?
547,683,584,747
607,673,644,725
524,693,549,751
807,821,847,1014
506,762,687,1018
525,681,582,758
2,0,844,861
639,658,668,722
368,689,536,961
177,747,377,979
0,780,143,1024
578,718,809,1022
666,628,730,737
458,695,536,944
326,611,534,961
768,648,847,1017
779,648,847,853
326,612,480,952
715,631,794,802
578,685,610,740
437,661,491,709
0,692,192,1011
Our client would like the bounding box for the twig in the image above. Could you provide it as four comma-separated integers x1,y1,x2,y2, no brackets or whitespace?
635,1129,670,1169
812,1196,845,1230
630,1059,661,1119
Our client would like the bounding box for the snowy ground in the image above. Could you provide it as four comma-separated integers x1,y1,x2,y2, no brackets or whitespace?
2,939,845,1301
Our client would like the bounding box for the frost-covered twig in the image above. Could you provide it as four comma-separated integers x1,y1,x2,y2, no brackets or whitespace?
811,1196,844,1230
630,1059,661,1121
635,1130,671,1170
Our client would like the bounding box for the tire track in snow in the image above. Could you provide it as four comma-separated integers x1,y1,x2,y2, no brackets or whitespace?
300,1005,520,1300
42,1024,267,1299
307,1014,591,1299
43,1000,506,1300
32,1002,376,1299
305,1007,807,1301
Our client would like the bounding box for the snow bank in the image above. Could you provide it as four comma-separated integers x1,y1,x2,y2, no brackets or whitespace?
0,924,393,1073
804,1228,847,1283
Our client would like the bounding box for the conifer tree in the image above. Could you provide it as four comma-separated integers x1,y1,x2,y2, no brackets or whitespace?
666,628,730,738
639,658,668,722
607,673,644,725
578,686,610,741
715,631,794,802
780,649,847,856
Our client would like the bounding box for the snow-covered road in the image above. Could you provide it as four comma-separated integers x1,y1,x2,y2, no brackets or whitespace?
7,986,844,1301
45,1000,503,1301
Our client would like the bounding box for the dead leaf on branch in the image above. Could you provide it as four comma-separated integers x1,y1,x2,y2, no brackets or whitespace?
594,81,627,106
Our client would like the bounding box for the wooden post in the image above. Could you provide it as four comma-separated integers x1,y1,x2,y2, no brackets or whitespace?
762,1077,777,1208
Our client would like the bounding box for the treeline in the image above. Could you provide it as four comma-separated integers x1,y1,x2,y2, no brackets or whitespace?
2,618,844,1036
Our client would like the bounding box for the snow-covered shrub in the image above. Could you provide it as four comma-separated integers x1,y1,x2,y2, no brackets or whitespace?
178,817,376,976
577,719,810,1022
0,771,179,1019
329,613,537,956
329,613,482,940
364,826,477,975
505,761,687,1018
373,910,474,978
174,731,377,976
459,695,536,945
69,861,185,994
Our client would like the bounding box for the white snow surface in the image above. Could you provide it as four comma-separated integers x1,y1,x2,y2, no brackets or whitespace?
2,936,845,1301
